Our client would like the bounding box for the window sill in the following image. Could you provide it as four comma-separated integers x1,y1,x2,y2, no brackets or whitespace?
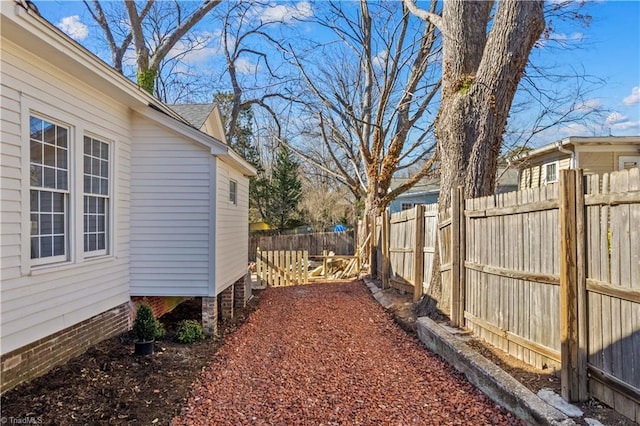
29,255,115,276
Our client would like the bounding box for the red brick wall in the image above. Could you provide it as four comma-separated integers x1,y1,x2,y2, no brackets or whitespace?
0,302,131,394
131,296,189,319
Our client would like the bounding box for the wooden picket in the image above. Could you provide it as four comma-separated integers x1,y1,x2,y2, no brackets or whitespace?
256,249,309,287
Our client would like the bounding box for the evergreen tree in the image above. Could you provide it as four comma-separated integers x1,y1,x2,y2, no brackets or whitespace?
267,145,303,231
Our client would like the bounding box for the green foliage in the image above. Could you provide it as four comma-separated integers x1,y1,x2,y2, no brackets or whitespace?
266,144,303,230
154,319,166,341
176,320,204,344
137,69,157,95
133,303,156,342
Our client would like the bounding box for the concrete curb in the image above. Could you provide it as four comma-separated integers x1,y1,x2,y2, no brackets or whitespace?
362,277,573,426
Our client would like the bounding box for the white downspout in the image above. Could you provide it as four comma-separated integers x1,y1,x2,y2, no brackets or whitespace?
556,140,576,168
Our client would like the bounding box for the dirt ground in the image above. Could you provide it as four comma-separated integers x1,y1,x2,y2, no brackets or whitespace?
1,296,261,425
1,280,634,425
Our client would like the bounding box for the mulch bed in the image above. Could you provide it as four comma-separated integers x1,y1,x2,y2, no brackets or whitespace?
1,295,261,425
174,281,522,425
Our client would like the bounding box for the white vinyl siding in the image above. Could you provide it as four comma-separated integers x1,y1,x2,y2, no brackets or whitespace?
129,113,213,296
215,160,249,293
0,38,130,355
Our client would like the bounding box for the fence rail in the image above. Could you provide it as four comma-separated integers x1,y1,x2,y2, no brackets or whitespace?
367,168,640,423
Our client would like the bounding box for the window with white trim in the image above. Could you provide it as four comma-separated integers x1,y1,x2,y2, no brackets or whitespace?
29,115,69,263
83,136,110,255
401,202,414,211
544,161,558,184
229,179,237,205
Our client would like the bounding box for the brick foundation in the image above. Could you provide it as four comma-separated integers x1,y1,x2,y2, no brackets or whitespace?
202,296,218,337
0,302,131,394
234,273,250,309
131,296,189,319
220,285,234,320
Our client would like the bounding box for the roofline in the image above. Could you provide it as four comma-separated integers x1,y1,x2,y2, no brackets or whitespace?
515,136,640,161
3,2,187,124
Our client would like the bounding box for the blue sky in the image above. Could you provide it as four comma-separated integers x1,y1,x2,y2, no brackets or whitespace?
35,1,640,144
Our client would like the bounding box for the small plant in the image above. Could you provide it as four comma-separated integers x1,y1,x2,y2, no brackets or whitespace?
154,319,166,340
176,320,204,344
133,302,156,342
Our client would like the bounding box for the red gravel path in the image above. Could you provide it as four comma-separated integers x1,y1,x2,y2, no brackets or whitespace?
173,281,523,425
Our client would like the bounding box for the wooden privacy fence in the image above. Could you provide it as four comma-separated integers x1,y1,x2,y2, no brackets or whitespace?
249,231,354,262
256,249,309,287
371,168,640,422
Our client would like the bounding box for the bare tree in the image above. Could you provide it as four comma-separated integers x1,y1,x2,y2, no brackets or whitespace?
84,0,220,94
288,0,441,222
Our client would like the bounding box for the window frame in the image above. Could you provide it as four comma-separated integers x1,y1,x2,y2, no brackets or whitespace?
28,114,71,266
543,161,559,184
83,135,111,257
229,179,237,205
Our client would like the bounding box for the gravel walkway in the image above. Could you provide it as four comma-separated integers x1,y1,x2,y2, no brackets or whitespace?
173,281,523,425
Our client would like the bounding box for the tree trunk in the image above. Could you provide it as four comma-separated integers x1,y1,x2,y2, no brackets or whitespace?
415,0,545,318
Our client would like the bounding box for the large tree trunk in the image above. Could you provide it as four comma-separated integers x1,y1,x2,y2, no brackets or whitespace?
413,0,545,318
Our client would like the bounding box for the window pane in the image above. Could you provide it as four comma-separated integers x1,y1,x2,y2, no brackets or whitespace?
43,122,55,144
57,170,68,190
84,175,91,193
40,191,52,211
44,167,56,188
88,234,97,251
92,158,100,175
53,213,65,234
97,215,105,232
84,136,92,156
84,234,89,251
100,159,108,178
41,236,53,257
92,177,101,194
30,190,39,212
41,214,52,234
97,198,105,214
97,234,105,250
31,213,39,235
31,141,42,164
100,142,109,160
89,197,97,213
43,144,55,166
53,236,65,256
30,116,42,139
30,165,42,187
84,155,91,174
57,148,67,169
100,178,108,195
31,237,40,259
56,127,67,148
53,192,64,212
88,216,97,232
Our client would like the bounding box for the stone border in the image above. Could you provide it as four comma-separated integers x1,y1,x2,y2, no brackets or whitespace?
363,277,574,426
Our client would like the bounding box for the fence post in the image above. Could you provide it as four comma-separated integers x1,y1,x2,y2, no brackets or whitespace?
457,186,466,327
413,205,425,301
369,213,378,278
381,212,390,289
256,248,262,287
574,169,588,401
560,169,586,402
450,187,462,327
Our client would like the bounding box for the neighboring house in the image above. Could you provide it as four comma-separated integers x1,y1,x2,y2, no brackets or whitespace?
514,136,640,189
0,2,255,393
388,166,519,213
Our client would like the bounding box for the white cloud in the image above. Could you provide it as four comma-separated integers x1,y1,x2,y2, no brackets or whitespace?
622,86,640,106
548,32,584,42
57,16,88,41
235,57,258,75
605,112,628,125
372,50,388,68
260,1,313,24
574,98,602,113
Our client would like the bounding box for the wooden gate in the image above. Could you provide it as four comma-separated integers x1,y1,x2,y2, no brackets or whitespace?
256,249,309,287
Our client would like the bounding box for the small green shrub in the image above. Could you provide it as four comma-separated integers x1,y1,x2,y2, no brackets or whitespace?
133,303,156,342
176,320,204,343
154,319,166,340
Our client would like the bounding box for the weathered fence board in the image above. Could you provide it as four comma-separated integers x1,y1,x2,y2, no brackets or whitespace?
370,167,640,422
249,231,354,261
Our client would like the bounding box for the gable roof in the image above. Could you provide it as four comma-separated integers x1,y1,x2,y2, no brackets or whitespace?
514,136,640,163
170,104,216,129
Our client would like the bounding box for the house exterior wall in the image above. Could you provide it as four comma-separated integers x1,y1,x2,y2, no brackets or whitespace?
388,193,438,213
215,159,250,294
0,38,131,389
129,113,213,297
518,152,571,189
576,151,614,177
